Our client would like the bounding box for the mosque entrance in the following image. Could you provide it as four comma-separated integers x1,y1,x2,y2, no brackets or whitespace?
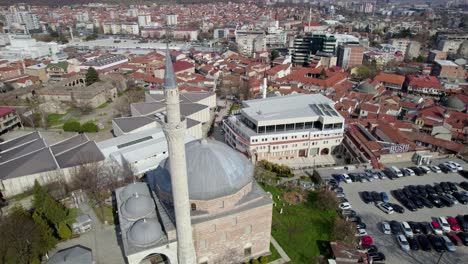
140,253,170,264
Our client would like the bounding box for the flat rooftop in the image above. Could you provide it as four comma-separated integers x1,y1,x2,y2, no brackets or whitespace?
241,94,344,124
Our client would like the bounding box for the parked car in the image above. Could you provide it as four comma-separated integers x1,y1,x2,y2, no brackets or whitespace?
389,166,403,177
443,194,458,205
420,222,433,235
360,235,373,246
459,170,468,179
339,202,351,210
408,222,422,234
401,198,417,211
452,192,468,204
390,220,401,234
433,183,444,194
445,161,462,171
439,163,455,173
425,184,436,195
381,221,391,235
428,235,446,252
365,245,378,253
441,235,456,252
402,168,415,176
409,166,424,176
417,185,427,197
361,191,372,204
376,202,394,214
408,185,419,195
342,174,352,183
430,165,442,173
407,237,419,250
446,232,462,246
447,217,461,232
439,195,454,207
431,221,443,235
419,166,431,174
455,215,468,232
447,181,458,192
356,221,367,229
429,194,444,208
411,196,424,209
397,235,410,251
371,191,380,203
460,181,468,191
380,192,389,203
418,235,431,251
440,182,451,193
388,203,405,213
457,232,468,246
340,209,357,217
439,217,451,233
355,228,368,237
392,189,406,201
401,221,414,238
368,252,385,262
335,192,346,198
418,195,434,208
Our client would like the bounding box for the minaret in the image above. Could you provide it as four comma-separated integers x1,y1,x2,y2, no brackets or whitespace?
162,46,197,264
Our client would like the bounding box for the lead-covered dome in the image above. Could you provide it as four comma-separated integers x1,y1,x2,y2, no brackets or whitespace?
128,218,163,247
156,139,254,200
120,182,150,200
121,193,155,221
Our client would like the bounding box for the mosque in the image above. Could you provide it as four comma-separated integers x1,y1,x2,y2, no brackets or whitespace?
115,47,273,264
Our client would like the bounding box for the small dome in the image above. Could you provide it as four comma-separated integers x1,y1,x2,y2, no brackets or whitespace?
128,218,163,247
354,83,377,94
121,194,155,220
155,139,253,200
120,182,150,200
443,97,465,111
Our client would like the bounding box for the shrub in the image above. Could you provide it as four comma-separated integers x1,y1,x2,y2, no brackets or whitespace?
251,259,259,264
62,120,81,132
30,257,41,264
58,223,72,240
80,121,99,133
259,256,268,264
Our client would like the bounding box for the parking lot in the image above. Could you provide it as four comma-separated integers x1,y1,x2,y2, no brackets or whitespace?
339,160,468,264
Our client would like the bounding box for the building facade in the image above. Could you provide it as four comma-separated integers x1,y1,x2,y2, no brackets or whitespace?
223,94,345,161
337,44,365,70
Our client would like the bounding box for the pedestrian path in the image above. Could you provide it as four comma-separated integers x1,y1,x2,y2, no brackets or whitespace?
269,236,291,264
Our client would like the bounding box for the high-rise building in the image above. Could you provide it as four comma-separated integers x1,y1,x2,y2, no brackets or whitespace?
337,43,365,70
236,30,266,57
5,6,41,33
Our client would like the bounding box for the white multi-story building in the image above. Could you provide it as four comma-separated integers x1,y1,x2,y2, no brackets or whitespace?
0,34,58,60
223,94,345,161
102,22,139,35
5,6,41,32
137,14,151,27
235,30,266,57
166,14,178,25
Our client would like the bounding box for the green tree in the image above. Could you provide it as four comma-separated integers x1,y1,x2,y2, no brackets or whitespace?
63,120,81,132
85,67,100,86
270,49,280,61
259,256,268,264
57,223,72,240
32,181,47,210
42,196,68,228
80,121,99,133
251,259,260,264
32,212,58,252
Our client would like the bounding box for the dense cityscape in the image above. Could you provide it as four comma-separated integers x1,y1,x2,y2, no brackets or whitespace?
0,0,467,264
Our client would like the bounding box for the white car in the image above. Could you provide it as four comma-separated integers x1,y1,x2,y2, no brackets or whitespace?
339,202,352,210
397,235,410,251
342,174,352,183
355,228,368,237
441,235,456,252
400,221,414,238
381,221,391,235
376,202,394,214
439,217,451,233
443,193,459,205
403,168,415,176
446,161,462,171
429,165,442,173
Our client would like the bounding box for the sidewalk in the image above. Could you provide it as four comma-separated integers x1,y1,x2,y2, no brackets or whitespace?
269,236,291,264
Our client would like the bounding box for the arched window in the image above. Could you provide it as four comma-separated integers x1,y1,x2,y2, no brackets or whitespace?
191,203,196,211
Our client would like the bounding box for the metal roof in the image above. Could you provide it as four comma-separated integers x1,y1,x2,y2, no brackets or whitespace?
47,245,92,264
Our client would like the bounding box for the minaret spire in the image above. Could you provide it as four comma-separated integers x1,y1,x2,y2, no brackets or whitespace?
162,45,197,264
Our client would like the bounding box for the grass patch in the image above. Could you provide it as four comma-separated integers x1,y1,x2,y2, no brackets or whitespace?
91,204,114,224
47,113,66,126
228,103,240,115
261,184,336,263
269,242,281,261
96,102,109,109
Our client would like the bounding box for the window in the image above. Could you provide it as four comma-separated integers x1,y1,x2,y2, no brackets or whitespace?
221,232,227,241
244,246,252,256
200,239,206,249
244,224,252,234
219,201,224,208
232,217,238,226
210,224,216,233
191,203,197,211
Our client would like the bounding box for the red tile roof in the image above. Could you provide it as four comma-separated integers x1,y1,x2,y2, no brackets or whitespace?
408,75,441,89
374,73,405,85
0,106,14,117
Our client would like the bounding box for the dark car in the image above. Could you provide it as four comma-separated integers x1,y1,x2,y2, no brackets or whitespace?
457,232,468,246
417,185,428,197
418,195,434,208
409,166,424,176
428,194,444,208
418,235,432,251
371,191,380,203
439,163,452,173
439,195,454,207
425,184,436,195
361,191,372,204
392,189,406,201
365,244,379,253
408,185,419,195
349,173,359,182
453,192,468,205
390,220,401,234
456,215,468,232
403,187,413,198
412,196,424,209
447,182,458,192
460,182,468,191
383,168,396,180
401,198,417,211
368,252,385,262
459,170,468,179
440,182,451,193
408,221,422,234
428,235,446,252
433,183,444,194
356,222,367,229
341,209,357,217
420,222,433,235
349,215,361,223
407,237,420,250
388,203,405,213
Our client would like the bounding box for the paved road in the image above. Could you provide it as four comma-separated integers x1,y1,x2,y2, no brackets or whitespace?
340,169,468,264
49,195,125,264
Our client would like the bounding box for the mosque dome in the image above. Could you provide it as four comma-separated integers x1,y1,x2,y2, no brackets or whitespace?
354,83,377,94
121,194,155,221
155,139,254,200
128,218,163,247
120,182,150,200
442,96,465,111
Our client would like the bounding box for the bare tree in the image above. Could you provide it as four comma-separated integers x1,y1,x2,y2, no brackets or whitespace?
331,217,357,247
312,190,339,211
114,96,131,117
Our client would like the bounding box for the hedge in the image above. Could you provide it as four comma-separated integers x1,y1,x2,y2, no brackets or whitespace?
62,120,99,133
81,122,99,132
